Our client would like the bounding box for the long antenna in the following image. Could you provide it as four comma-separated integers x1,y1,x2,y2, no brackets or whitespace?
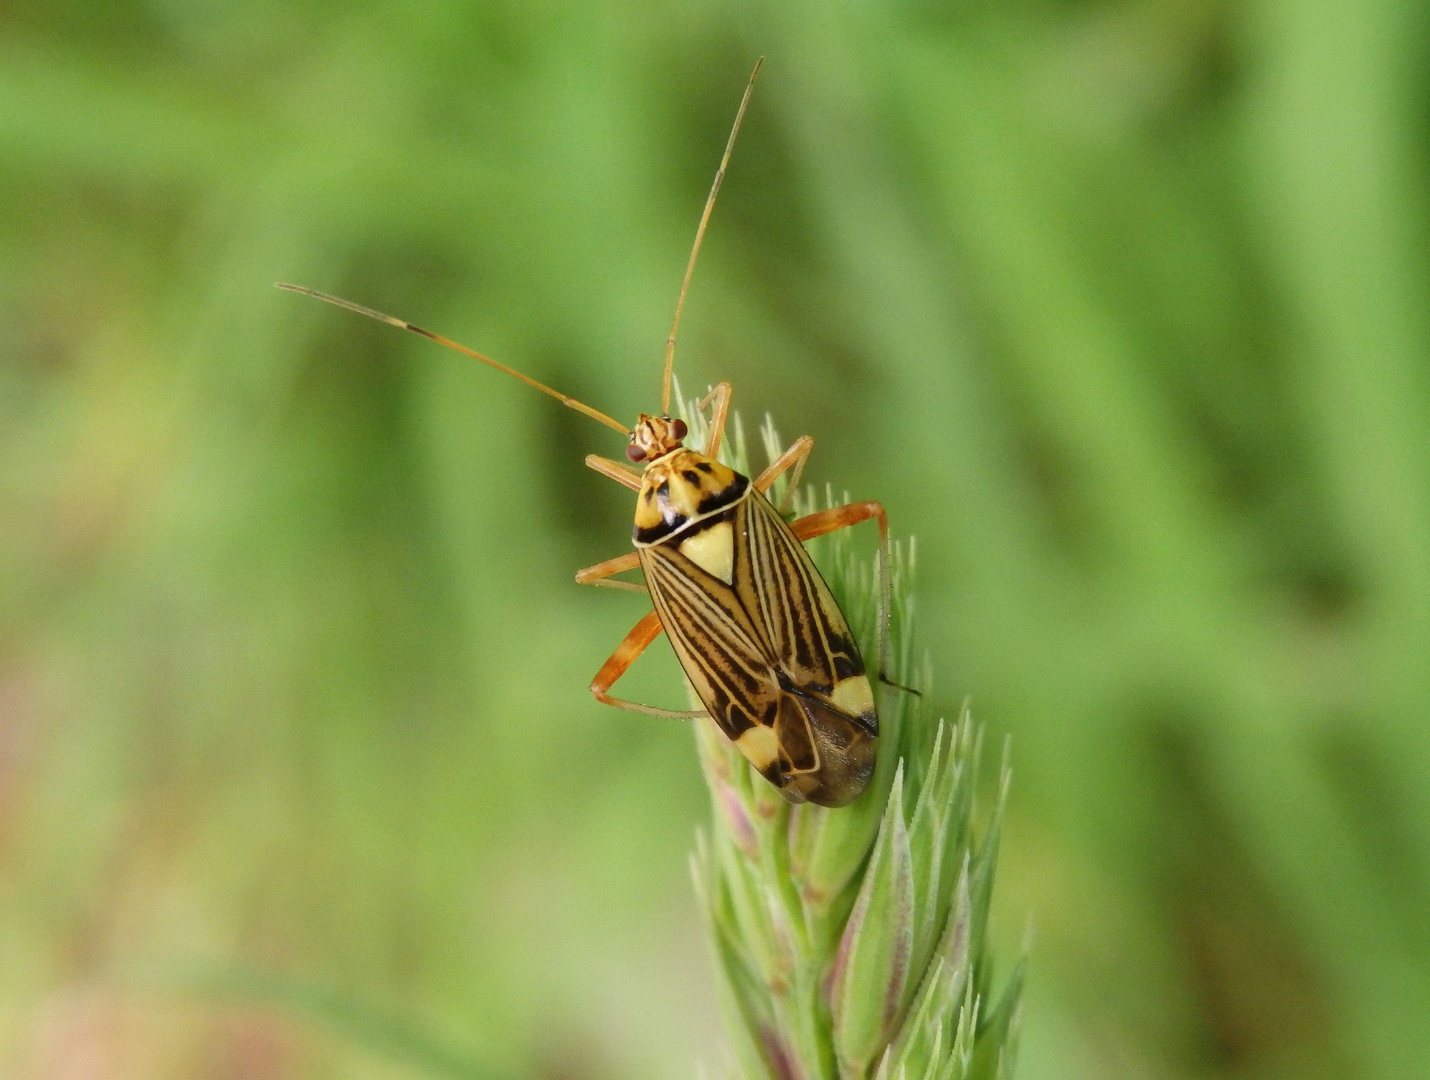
276,283,631,435
660,57,764,415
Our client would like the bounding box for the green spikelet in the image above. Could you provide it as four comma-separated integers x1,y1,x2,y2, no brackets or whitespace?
678,387,1025,1080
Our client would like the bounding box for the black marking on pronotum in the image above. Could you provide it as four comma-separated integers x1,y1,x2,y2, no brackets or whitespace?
635,471,750,545
678,510,738,541
634,515,689,545
696,472,749,516
696,461,714,473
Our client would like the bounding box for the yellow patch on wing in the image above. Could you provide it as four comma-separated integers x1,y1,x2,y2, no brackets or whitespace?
679,521,734,584
735,724,780,771
831,674,875,718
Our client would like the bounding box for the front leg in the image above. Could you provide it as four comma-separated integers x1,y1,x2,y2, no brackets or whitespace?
585,454,642,491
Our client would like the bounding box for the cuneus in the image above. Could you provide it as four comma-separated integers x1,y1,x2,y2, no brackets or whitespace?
278,59,914,807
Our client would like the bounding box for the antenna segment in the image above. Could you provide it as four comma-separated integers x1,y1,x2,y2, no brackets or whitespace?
660,57,764,415
276,283,631,435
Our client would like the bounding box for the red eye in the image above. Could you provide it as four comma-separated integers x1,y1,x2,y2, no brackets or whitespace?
626,443,646,463
671,418,688,441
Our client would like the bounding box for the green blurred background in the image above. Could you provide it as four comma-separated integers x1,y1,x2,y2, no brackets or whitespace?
4,0,1429,1077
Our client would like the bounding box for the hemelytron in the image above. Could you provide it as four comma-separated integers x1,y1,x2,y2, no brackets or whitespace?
278,59,910,807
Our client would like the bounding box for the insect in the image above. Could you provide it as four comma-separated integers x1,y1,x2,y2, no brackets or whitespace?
277,59,910,806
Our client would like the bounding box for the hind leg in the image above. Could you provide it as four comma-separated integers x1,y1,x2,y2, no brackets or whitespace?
589,609,707,719
791,502,918,696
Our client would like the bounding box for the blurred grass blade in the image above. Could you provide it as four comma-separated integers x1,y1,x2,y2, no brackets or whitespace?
176,966,503,1080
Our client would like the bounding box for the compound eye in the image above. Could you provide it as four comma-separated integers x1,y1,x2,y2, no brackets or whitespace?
670,418,688,441
625,443,647,463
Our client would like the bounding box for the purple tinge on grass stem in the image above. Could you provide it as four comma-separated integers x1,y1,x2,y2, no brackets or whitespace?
758,1027,807,1080
715,779,760,862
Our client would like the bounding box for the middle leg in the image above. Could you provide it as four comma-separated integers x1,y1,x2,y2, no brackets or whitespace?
576,551,646,593
754,435,814,512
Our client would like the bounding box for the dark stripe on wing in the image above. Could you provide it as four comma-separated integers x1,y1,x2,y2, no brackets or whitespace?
641,544,780,740
739,493,867,697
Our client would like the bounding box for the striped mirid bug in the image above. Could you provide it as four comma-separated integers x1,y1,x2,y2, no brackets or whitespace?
278,60,913,807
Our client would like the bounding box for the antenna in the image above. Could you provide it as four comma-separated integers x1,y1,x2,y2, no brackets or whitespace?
660,57,764,415
276,284,631,435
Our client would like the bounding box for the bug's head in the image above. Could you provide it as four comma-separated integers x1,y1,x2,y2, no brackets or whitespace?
626,414,687,464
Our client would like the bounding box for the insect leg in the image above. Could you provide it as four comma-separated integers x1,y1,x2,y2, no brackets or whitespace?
590,609,709,718
754,435,814,511
575,551,647,593
697,381,733,458
585,454,643,491
790,502,920,696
